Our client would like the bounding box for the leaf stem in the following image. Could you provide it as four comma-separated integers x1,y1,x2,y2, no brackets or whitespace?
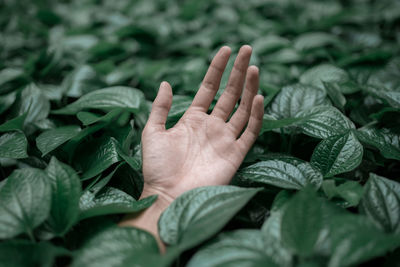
27,229,36,243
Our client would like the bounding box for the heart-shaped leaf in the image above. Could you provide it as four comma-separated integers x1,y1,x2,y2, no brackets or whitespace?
187,230,278,267
281,188,323,257
311,131,363,177
328,214,400,267
53,86,144,115
355,127,400,160
45,157,81,235
158,186,261,249
71,226,160,267
238,158,323,190
0,168,51,239
360,173,400,234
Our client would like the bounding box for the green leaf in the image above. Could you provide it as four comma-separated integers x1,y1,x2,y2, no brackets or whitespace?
328,214,400,267
296,106,355,139
311,131,363,177
71,226,160,267
45,157,81,235
281,188,323,257
83,163,124,195
76,137,122,180
158,186,261,249
53,86,144,115
0,92,16,114
261,192,293,266
265,48,301,64
63,65,97,98
355,127,400,160
187,230,278,267
167,95,193,119
105,61,137,85
18,83,50,124
0,68,24,87
76,109,122,126
360,173,400,234
252,35,290,54
0,240,70,267
261,115,304,134
110,137,140,170
238,158,323,190
79,187,156,220
267,83,328,119
293,32,339,51
0,168,51,239
266,89,354,138
364,86,400,109
0,113,27,132
323,82,346,111
300,64,349,89
0,131,28,159
322,180,364,207
36,125,81,156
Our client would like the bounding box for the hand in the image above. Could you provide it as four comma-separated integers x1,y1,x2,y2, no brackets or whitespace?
142,45,263,199
120,45,264,249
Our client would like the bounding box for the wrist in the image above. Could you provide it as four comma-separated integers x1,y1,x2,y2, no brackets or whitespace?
141,183,175,210
119,184,174,253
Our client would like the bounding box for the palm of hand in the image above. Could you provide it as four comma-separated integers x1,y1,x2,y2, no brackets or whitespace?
141,46,264,200
143,110,243,198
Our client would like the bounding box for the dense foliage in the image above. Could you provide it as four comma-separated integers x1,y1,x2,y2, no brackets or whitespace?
1,0,400,266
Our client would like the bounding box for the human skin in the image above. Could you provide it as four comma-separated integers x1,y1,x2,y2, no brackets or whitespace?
119,45,264,251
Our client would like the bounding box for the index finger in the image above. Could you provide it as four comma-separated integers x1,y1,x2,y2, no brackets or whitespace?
189,46,231,112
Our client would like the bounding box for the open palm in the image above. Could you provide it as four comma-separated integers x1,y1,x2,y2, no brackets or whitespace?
141,46,264,200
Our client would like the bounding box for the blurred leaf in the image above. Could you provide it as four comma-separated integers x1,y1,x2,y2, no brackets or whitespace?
0,113,27,132
365,86,400,109
252,35,290,54
293,32,339,51
0,92,16,114
281,188,323,257
355,127,400,160
63,65,98,98
261,192,293,266
71,227,160,267
322,180,364,207
360,173,400,234
300,64,349,89
328,214,400,267
17,83,50,124
0,240,70,267
323,82,346,111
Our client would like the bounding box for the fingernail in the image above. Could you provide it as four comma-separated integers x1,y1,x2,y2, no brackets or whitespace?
221,46,231,52
249,65,259,72
241,44,252,52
